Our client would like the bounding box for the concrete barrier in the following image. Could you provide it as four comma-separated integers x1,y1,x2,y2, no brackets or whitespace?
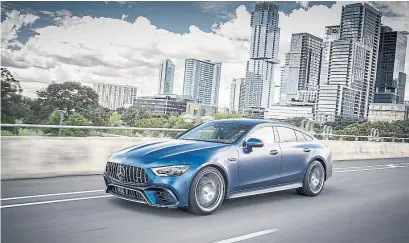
1,136,409,180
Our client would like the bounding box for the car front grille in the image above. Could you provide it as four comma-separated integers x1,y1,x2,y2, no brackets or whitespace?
105,162,149,184
107,185,146,202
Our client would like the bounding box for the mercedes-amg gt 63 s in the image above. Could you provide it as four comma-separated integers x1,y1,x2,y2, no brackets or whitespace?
103,119,333,215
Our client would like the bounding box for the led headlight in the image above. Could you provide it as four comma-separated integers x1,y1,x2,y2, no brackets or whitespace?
151,165,191,177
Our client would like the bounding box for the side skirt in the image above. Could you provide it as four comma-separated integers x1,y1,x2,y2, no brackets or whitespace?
227,182,303,199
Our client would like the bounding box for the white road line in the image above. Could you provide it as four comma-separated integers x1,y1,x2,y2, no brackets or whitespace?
334,164,409,173
333,162,409,170
0,195,113,209
0,189,104,201
213,229,279,243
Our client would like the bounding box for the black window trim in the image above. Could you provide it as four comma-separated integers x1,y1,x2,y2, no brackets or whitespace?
274,124,314,143
240,123,277,147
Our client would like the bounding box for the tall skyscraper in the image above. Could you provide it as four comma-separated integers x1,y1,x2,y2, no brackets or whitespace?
279,32,323,104
229,78,244,113
374,26,408,104
158,59,175,95
243,2,280,112
93,83,137,110
320,25,341,85
316,3,382,122
182,59,222,106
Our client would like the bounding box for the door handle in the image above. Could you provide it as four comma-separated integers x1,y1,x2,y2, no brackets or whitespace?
303,148,311,152
270,150,278,155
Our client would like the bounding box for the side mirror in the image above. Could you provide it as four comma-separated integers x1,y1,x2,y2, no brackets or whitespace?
245,138,264,149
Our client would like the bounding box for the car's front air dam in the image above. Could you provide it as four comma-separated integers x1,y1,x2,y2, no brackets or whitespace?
103,173,183,208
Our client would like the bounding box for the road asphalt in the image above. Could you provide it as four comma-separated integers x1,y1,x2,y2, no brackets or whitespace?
2,158,409,243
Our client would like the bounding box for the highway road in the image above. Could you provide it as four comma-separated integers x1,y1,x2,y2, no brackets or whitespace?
2,158,409,243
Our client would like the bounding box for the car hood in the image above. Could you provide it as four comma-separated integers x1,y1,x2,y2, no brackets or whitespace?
110,139,231,165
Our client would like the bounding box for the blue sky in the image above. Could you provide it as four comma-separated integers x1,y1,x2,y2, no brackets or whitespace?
1,1,408,107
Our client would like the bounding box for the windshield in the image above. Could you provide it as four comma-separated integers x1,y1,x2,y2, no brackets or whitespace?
177,122,252,144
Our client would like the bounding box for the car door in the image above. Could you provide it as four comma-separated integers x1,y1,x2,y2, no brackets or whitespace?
274,125,315,184
238,125,282,191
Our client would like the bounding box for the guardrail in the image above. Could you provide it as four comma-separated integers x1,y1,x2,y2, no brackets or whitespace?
0,123,185,138
1,124,408,142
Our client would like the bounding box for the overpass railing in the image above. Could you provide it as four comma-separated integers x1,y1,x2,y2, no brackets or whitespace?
1,123,409,143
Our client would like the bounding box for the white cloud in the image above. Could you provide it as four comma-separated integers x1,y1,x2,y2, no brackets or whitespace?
212,5,252,41
2,12,249,106
121,14,128,21
1,10,39,48
3,1,409,109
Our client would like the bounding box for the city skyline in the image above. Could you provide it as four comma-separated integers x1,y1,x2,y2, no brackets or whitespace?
2,1,409,109
316,3,383,122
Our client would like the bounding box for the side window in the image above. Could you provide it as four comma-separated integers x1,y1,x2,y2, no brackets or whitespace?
294,130,307,142
276,126,297,143
248,126,276,144
303,133,314,141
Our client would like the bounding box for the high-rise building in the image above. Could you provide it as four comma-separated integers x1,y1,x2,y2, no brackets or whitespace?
320,25,341,85
182,59,222,106
316,3,382,122
238,79,247,113
93,83,137,110
229,78,244,113
279,33,322,104
133,94,192,115
158,59,175,95
243,2,280,112
374,26,408,104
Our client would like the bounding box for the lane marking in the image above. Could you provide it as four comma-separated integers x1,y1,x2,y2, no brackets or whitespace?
334,164,409,173
1,189,104,201
333,162,409,170
0,195,112,209
213,229,279,243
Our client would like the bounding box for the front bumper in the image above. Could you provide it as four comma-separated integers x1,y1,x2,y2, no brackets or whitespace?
103,171,191,208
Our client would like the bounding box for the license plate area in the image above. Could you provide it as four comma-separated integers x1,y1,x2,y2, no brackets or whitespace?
107,185,146,202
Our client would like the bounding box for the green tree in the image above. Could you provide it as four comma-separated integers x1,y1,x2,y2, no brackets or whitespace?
19,97,55,124
109,111,123,127
41,110,62,135
62,112,90,137
214,112,240,120
1,68,23,125
85,105,111,126
121,107,150,126
36,81,99,117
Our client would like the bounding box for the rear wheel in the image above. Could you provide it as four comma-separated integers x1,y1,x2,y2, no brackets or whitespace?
187,166,225,215
297,161,325,197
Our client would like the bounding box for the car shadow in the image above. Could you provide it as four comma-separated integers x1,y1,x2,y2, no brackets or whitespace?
107,186,339,217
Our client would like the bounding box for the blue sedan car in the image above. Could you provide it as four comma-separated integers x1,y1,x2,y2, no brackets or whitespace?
103,119,333,215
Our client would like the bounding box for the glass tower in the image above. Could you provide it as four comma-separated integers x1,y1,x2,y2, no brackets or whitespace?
374,26,408,104
158,59,175,95
279,32,322,104
316,3,382,122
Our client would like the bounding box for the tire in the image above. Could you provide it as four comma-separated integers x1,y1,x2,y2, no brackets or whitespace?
296,161,325,197
187,166,226,215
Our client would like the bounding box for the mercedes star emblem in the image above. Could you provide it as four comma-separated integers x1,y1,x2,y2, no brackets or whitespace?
117,165,126,181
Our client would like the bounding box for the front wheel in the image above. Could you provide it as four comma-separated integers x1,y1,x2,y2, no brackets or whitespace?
187,166,226,215
296,161,325,197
